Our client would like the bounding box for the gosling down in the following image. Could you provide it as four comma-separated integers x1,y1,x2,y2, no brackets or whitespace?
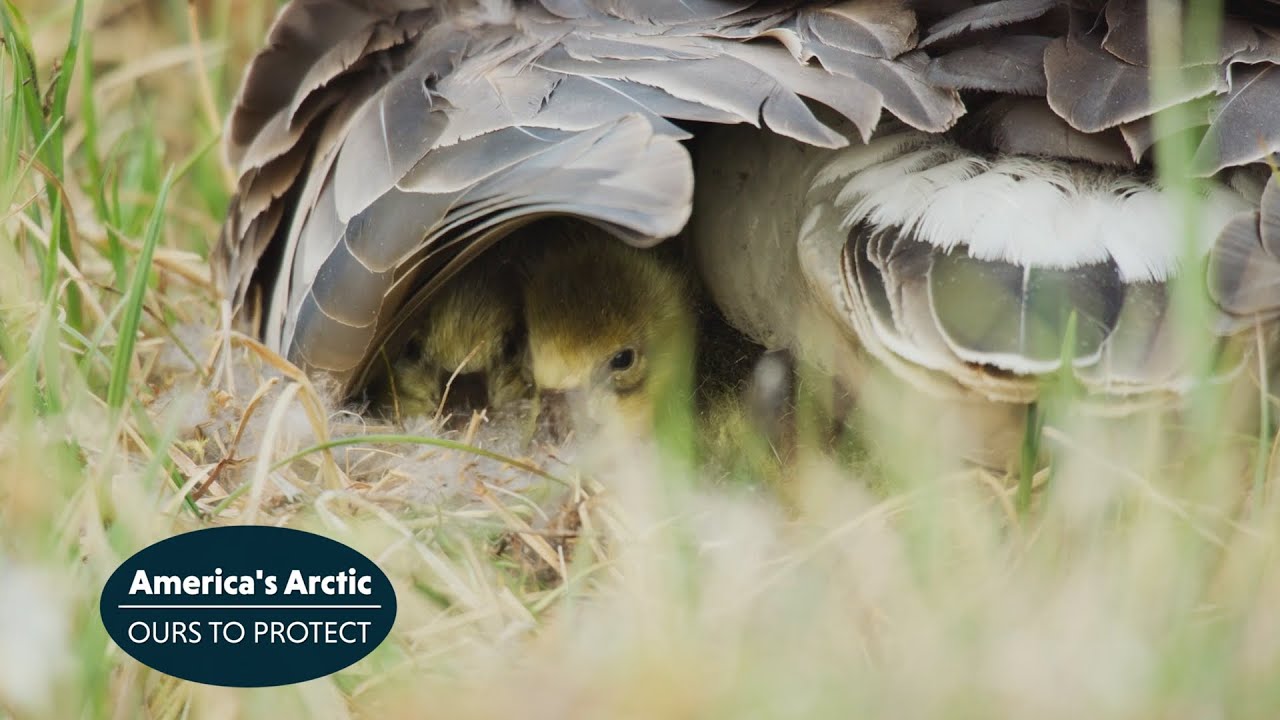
384,254,529,418
520,222,695,440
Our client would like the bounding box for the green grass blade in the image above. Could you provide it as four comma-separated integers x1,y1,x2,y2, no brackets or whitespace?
106,170,173,411
48,0,83,177
1,0,86,329
102,131,215,411
0,2,45,148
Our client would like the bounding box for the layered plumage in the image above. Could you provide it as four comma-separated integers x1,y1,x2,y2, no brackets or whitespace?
216,0,963,395
215,0,1280,437
693,121,1256,404
912,0,1280,339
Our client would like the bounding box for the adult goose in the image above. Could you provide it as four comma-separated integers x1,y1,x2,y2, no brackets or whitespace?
215,0,1280,453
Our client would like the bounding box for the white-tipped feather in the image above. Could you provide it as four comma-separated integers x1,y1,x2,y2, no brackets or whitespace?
811,131,927,190
693,115,1266,410
827,131,1252,282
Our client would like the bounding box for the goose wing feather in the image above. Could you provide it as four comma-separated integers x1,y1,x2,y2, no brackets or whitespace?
221,0,1280,404
921,0,1280,343
215,0,963,389
694,121,1253,402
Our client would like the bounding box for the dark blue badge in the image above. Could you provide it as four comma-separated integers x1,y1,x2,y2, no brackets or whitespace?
99,526,397,687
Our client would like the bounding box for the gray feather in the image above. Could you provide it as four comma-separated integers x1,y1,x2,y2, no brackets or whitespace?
1075,282,1183,389
984,98,1136,166
926,34,1050,94
803,46,963,133
1102,0,1260,67
215,198,286,315
539,0,593,20
330,47,460,222
1263,174,1280,257
717,42,888,141
848,226,900,354
860,229,962,372
397,126,580,195
1208,211,1280,317
919,0,1056,49
593,0,751,25
1191,65,1280,176
797,0,918,59
289,292,380,372
226,2,427,170
1231,26,1280,64
1116,108,1211,163
1045,32,1228,133
559,33,720,62
533,48,851,147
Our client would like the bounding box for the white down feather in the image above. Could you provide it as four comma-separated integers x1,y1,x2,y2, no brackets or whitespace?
822,131,1254,282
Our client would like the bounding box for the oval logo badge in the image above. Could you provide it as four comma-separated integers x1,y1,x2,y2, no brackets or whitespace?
99,526,397,687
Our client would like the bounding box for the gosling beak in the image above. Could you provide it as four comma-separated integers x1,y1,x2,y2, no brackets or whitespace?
534,388,594,441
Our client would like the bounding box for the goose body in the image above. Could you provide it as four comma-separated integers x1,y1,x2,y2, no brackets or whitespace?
216,0,1280,453
216,0,963,394
694,121,1257,404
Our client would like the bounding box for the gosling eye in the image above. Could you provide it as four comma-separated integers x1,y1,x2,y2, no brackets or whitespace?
609,348,636,372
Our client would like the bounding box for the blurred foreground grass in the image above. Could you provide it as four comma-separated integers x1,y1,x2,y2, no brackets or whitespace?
3,1,1280,718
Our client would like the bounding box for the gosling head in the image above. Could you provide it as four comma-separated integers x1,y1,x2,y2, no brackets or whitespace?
521,222,694,440
391,254,530,417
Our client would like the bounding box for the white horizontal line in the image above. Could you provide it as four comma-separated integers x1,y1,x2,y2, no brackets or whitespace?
117,605,383,610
